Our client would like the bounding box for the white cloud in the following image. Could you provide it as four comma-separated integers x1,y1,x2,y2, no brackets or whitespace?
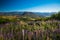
21,4,60,12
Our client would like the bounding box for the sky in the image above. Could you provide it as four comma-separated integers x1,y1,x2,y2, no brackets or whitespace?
0,0,60,12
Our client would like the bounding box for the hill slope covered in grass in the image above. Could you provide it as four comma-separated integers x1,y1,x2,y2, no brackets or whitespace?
0,12,60,40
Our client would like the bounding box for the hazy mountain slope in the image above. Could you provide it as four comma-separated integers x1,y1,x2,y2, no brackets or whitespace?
34,12,56,17
22,12,40,18
0,12,56,17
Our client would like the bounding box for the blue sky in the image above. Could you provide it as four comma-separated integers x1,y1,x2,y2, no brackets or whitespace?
0,0,60,12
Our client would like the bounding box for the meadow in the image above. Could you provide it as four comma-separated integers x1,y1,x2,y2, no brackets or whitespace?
0,12,60,40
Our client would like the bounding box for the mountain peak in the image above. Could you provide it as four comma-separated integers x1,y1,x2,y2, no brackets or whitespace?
22,12,40,18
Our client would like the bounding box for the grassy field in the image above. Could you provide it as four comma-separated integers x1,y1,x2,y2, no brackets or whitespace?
0,12,60,40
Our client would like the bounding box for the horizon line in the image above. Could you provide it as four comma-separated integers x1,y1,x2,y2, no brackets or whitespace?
0,10,59,13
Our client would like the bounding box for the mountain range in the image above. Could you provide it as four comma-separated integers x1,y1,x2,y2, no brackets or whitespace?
0,12,56,17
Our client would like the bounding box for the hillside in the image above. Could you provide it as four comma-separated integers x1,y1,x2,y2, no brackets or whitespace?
22,12,40,18
0,12,56,17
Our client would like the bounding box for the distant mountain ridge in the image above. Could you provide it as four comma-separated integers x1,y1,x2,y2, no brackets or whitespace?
0,12,56,17
34,12,56,17
22,12,40,18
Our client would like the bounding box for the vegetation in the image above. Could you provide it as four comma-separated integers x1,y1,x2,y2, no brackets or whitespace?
0,12,60,40
50,12,60,20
